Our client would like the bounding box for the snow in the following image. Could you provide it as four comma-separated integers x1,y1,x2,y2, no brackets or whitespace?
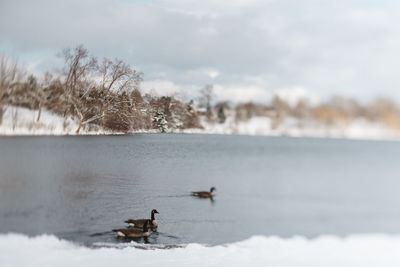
1,106,400,140
0,106,80,135
2,233,400,267
0,106,114,135
188,116,400,141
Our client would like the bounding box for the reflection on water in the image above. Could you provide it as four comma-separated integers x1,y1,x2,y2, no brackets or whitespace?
1,134,400,245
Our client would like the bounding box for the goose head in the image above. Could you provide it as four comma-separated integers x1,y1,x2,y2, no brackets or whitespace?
150,209,159,222
151,209,159,214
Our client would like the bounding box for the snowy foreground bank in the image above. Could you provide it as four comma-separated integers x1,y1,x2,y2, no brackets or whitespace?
1,233,400,267
1,106,400,140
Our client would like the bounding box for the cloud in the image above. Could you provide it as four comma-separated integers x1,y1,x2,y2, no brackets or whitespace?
214,84,271,104
275,86,319,106
208,71,219,79
141,80,183,97
2,0,400,103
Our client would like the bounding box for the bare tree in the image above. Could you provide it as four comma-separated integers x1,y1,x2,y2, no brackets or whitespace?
91,58,142,132
269,96,291,129
60,46,102,132
23,75,44,122
128,88,152,130
0,56,25,125
199,84,214,119
327,96,363,118
183,100,201,129
41,73,65,115
98,58,142,92
59,45,145,133
62,45,97,96
11,106,18,130
290,99,310,120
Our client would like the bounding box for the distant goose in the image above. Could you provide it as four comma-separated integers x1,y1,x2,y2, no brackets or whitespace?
125,209,159,229
113,220,150,238
192,187,216,198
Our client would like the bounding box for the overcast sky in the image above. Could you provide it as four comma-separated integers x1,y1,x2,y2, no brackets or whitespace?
1,0,400,103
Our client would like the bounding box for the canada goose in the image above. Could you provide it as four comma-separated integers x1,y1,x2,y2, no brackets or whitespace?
125,209,159,228
192,187,216,198
113,220,150,238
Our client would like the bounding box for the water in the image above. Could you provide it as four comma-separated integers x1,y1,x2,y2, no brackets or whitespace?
1,134,400,246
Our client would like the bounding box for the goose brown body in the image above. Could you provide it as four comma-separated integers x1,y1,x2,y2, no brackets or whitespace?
192,187,216,198
125,218,158,228
125,209,159,229
113,220,150,238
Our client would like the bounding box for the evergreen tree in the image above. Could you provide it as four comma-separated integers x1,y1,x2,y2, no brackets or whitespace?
217,106,226,123
152,110,168,132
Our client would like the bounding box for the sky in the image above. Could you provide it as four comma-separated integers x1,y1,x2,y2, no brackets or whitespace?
1,0,400,104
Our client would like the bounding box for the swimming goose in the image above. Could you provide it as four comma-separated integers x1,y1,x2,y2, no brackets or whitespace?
113,220,150,238
192,187,216,198
125,209,159,228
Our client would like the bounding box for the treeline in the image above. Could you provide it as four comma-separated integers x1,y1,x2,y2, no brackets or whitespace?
0,46,202,133
1,46,400,133
232,95,400,129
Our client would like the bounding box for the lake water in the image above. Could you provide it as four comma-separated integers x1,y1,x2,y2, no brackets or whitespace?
1,134,400,246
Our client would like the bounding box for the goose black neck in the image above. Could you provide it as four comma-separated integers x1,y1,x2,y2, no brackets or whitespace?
151,212,155,221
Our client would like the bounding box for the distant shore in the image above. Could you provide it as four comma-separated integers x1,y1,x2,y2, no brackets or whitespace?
3,48,400,142
1,106,400,141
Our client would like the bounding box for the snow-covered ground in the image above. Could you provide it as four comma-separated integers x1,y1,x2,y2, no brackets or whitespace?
0,106,82,135
0,106,115,135
184,115,400,141
1,106,400,140
2,233,400,267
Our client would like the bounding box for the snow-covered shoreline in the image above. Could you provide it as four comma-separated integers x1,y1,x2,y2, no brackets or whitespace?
2,233,400,267
1,106,400,141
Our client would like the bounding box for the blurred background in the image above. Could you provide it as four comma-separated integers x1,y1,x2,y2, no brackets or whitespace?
1,0,400,138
